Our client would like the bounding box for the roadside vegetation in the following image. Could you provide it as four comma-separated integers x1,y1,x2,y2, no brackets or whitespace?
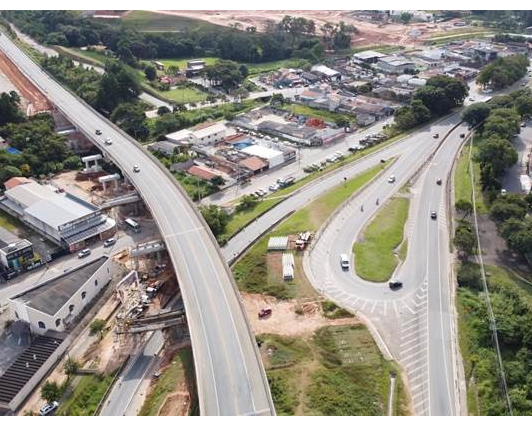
261,325,409,415
477,55,529,91
456,85,532,414
233,162,388,299
353,197,410,282
56,372,115,415
139,347,196,416
457,263,532,415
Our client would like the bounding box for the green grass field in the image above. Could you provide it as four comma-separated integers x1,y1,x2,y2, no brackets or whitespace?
245,59,311,76
138,348,195,416
57,373,114,416
353,197,410,282
283,104,351,124
120,10,219,32
262,325,409,415
159,57,218,70
233,162,388,299
154,86,208,103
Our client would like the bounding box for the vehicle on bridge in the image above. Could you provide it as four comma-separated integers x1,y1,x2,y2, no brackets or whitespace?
389,280,403,290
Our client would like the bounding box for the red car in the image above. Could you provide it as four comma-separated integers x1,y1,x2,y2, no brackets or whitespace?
258,307,272,319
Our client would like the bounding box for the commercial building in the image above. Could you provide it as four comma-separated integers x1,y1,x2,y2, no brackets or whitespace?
0,227,38,279
166,121,227,146
8,256,112,335
353,50,387,63
186,59,206,77
241,145,285,168
310,64,341,81
377,55,416,74
0,179,116,252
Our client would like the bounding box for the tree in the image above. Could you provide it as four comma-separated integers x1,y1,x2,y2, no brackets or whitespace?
63,357,80,377
200,205,229,237
236,194,258,212
203,60,245,91
462,103,491,127
477,135,517,179
63,155,82,170
410,99,431,124
454,225,476,258
89,318,106,337
490,198,527,222
110,103,150,141
157,106,171,116
393,105,417,130
515,95,532,119
400,12,413,24
41,381,61,403
455,199,473,216
144,65,157,81
483,108,521,140
238,64,249,79
477,55,529,90
0,91,24,126
210,175,226,189
456,263,482,290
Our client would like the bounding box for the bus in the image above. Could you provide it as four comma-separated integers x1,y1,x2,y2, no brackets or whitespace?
125,218,141,233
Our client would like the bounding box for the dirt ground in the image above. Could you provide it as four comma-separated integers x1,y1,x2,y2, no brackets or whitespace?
0,69,29,114
155,10,462,47
242,292,359,337
0,50,51,114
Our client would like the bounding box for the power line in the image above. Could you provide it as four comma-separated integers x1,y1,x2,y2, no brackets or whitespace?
467,134,513,415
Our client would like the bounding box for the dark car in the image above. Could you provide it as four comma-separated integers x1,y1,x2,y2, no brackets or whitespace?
436,179,442,185
431,211,437,220
460,133,465,138
258,307,272,319
389,280,403,290
95,129,102,135
433,133,439,139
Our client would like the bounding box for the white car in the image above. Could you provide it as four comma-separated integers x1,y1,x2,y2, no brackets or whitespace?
39,401,59,416
104,137,113,145
269,183,280,192
388,175,396,183
133,165,140,173
77,248,91,259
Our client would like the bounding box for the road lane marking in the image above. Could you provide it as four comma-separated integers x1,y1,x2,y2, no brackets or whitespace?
370,300,378,313
393,300,399,317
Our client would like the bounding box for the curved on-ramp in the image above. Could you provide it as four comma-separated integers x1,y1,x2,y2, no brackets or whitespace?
0,32,274,416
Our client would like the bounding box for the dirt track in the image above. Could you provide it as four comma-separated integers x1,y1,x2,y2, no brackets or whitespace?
0,50,51,114
155,10,455,47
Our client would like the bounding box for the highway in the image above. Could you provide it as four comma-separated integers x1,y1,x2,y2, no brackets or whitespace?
0,31,275,416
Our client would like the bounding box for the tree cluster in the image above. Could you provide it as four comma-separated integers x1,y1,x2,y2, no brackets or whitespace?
0,113,78,185
476,54,529,90
3,11,325,65
394,75,468,130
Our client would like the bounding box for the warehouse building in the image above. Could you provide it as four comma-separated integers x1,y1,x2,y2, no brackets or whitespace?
241,145,286,168
8,256,112,335
0,179,116,252
166,121,227,146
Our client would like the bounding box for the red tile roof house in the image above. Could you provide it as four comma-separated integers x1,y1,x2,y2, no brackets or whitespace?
238,156,268,175
188,165,217,181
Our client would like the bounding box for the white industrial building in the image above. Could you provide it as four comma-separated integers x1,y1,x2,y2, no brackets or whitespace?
0,179,116,252
310,65,341,81
241,145,285,168
377,55,416,74
166,121,227,146
8,256,112,335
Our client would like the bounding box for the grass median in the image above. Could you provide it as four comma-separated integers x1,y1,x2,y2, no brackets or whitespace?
353,196,409,283
262,324,409,415
233,161,389,299
222,135,408,241
454,136,488,213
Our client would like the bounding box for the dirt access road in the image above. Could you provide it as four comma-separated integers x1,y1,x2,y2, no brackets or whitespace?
0,49,51,114
154,10,454,47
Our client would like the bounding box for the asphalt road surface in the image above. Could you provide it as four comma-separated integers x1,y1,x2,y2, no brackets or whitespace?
0,32,274,416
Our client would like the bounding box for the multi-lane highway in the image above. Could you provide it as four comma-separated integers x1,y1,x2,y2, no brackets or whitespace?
0,31,275,416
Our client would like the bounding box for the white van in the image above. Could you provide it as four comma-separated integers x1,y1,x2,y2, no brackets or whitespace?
340,253,350,270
